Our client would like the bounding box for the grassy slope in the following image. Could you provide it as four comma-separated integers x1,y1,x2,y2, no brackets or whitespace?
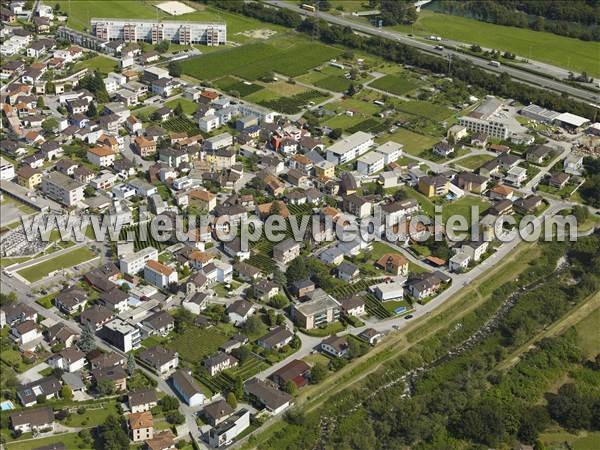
392,10,600,76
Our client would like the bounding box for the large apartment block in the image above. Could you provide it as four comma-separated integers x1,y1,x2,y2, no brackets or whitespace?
91,19,226,46
326,131,374,165
41,171,85,206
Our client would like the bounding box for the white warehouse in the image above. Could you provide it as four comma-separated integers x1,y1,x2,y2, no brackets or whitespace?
91,18,226,46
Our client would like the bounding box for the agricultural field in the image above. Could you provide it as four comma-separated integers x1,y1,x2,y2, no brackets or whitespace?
257,90,329,114
346,118,390,134
17,247,96,283
181,39,341,81
369,74,419,96
162,117,201,135
390,9,599,76
119,224,169,252
395,100,454,121
214,76,264,97
73,55,118,75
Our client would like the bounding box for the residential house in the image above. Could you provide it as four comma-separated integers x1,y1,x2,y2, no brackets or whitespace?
204,352,239,376
320,335,349,358
406,271,451,300
141,311,174,337
128,389,158,414
358,328,384,345
139,346,179,377
11,320,43,347
370,278,407,301
9,407,54,433
144,260,178,289
208,409,250,448
340,296,366,317
337,261,359,282
129,411,153,442
257,326,293,350
456,172,489,194
91,366,128,392
244,378,292,415
270,359,311,389
16,377,61,407
272,239,301,265
418,175,449,197
291,291,340,330
253,279,279,302
227,300,256,326
203,399,234,427
17,166,42,190
47,348,86,373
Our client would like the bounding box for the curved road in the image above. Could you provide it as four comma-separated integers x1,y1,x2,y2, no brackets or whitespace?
264,0,599,105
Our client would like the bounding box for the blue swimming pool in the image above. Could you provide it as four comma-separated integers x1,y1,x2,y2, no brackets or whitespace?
0,400,15,411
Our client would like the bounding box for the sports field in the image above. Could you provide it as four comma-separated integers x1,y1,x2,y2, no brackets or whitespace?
369,74,419,96
180,40,341,81
392,10,599,76
17,247,96,283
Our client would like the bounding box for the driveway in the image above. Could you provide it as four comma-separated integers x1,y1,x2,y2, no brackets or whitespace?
18,362,50,384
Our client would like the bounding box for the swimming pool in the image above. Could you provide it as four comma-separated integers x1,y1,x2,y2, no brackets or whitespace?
0,400,15,411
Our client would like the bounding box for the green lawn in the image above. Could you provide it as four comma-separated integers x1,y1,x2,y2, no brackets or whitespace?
60,400,119,427
168,327,229,363
574,306,600,359
313,74,354,93
165,98,198,116
395,101,453,121
73,55,118,75
17,247,96,283
181,39,341,81
442,195,490,223
6,433,87,450
369,74,419,96
391,10,600,76
383,128,438,157
457,154,495,170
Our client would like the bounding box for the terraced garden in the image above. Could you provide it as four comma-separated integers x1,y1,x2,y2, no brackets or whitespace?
162,117,201,135
197,356,269,394
119,224,169,252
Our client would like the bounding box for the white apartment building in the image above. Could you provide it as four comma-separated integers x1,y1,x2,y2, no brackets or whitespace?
41,171,85,206
199,114,220,133
375,141,403,165
119,246,159,275
144,260,178,289
356,151,385,176
91,19,226,45
0,157,15,180
326,131,374,164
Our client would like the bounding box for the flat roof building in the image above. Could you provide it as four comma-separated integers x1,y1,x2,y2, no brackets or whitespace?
326,131,374,165
41,171,85,206
91,18,226,46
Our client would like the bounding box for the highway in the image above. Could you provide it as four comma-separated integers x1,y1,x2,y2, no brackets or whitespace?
264,0,599,105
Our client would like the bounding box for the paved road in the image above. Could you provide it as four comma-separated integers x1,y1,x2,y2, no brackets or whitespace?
264,0,599,104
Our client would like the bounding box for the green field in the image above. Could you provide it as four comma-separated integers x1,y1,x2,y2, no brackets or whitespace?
52,1,283,39
6,432,87,450
369,74,419,96
17,247,96,283
314,74,354,93
181,40,341,81
384,128,438,157
73,55,118,75
168,327,229,363
391,10,600,76
395,101,453,121
214,76,264,97
442,195,490,223
457,154,495,170
165,98,198,116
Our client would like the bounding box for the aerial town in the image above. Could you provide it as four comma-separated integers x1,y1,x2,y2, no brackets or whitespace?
0,1,599,450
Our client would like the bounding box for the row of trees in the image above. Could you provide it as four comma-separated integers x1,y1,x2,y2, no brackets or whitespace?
436,0,600,41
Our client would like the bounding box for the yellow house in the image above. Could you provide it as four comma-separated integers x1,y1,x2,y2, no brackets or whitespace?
17,166,42,190
418,175,449,198
314,160,335,179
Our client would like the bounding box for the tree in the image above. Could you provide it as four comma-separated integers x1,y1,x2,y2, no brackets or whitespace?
127,353,136,376
86,101,98,118
174,102,184,117
41,118,59,133
242,315,266,336
96,379,115,396
168,61,182,77
36,97,45,108
158,395,179,412
272,267,287,287
310,362,328,383
269,294,289,309
166,411,185,425
346,83,357,96
61,385,73,401
286,257,309,283
226,392,237,409
270,201,281,215
329,128,342,139
78,325,96,353
348,338,369,359
98,415,129,450
156,40,170,53
231,346,252,364
284,380,297,395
